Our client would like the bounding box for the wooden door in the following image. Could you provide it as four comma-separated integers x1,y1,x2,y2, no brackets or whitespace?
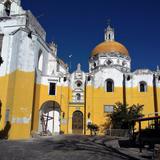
72,111,83,134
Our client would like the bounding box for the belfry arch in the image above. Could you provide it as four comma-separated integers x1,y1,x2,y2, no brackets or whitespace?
4,0,11,16
39,101,61,135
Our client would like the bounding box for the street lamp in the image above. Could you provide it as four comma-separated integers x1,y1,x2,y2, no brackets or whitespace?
0,56,3,66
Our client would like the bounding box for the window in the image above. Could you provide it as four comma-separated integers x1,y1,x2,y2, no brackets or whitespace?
106,79,114,92
4,0,11,16
122,61,126,66
139,81,147,92
108,34,111,40
127,75,131,81
0,34,4,55
37,50,43,71
49,82,56,95
76,81,82,87
76,93,81,101
88,76,91,81
106,59,112,65
0,34,4,65
104,105,114,113
63,77,67,82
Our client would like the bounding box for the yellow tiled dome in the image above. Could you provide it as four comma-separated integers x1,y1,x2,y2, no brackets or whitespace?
92,40,129,56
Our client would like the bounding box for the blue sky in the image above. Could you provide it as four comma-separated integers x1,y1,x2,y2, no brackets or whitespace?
22,0,160,72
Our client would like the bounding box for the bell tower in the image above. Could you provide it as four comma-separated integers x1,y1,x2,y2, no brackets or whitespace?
104,25,115,41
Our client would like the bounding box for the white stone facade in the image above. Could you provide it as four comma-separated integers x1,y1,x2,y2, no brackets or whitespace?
0,0,160,103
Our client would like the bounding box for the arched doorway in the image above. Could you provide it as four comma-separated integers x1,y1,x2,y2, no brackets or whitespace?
72,111,83,134
39,101,61,135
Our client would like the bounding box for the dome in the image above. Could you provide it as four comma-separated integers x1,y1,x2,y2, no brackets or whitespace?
92,40,129,56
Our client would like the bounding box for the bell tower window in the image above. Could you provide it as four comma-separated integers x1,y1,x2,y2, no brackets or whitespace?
139,81,147,92
76,93,81,101
109,34,111,40
106,79,114,92
4,0,11,16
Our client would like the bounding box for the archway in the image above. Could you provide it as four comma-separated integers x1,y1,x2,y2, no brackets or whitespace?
39,101,61,135
72,111,83,134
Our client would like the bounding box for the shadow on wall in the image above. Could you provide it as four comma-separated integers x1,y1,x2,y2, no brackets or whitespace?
0,100,11,139
0,121,11,139
0,100,2,121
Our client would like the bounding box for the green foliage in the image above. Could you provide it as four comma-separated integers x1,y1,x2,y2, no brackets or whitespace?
110,102,144,130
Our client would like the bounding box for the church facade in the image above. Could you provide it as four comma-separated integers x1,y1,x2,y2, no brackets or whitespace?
0,0,160,139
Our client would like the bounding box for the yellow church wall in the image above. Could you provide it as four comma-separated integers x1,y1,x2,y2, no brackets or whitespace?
85,85,157,133
1,71,159,139
0,70,35,139
126,87,155,114
126,86,155,130
9,71,35,139
0,75,9,130
86,86,124,134
68,105,84,134
32,84,69,134
157,88,160,115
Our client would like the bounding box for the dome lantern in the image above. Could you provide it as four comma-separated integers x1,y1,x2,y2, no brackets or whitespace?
91,24,129,57
104,25,115,41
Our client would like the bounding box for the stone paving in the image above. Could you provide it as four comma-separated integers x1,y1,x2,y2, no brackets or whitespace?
0,135,153,160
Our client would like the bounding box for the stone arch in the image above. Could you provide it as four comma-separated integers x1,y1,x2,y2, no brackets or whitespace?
39,101,61,135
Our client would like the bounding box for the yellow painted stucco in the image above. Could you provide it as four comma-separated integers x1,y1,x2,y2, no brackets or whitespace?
0,70,35,139
0,70,160,139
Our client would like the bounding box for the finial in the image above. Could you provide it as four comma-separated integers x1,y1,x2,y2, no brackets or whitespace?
107,19,111,27
77,63,81,72
14,0,21,5
157,65,160,72
104,19,115,41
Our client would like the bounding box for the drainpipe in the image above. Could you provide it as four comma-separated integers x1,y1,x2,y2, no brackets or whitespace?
153,74,158,130
84,80,87,135
153,74,158,116
30,70,37,131
123,74,126,106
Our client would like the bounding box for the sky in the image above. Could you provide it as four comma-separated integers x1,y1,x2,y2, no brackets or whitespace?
22,0,160,72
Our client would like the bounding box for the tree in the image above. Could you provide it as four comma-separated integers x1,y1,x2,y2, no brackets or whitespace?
110,102,144,132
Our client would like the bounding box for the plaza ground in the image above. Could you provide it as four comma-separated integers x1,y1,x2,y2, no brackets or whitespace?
0,135,153,160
